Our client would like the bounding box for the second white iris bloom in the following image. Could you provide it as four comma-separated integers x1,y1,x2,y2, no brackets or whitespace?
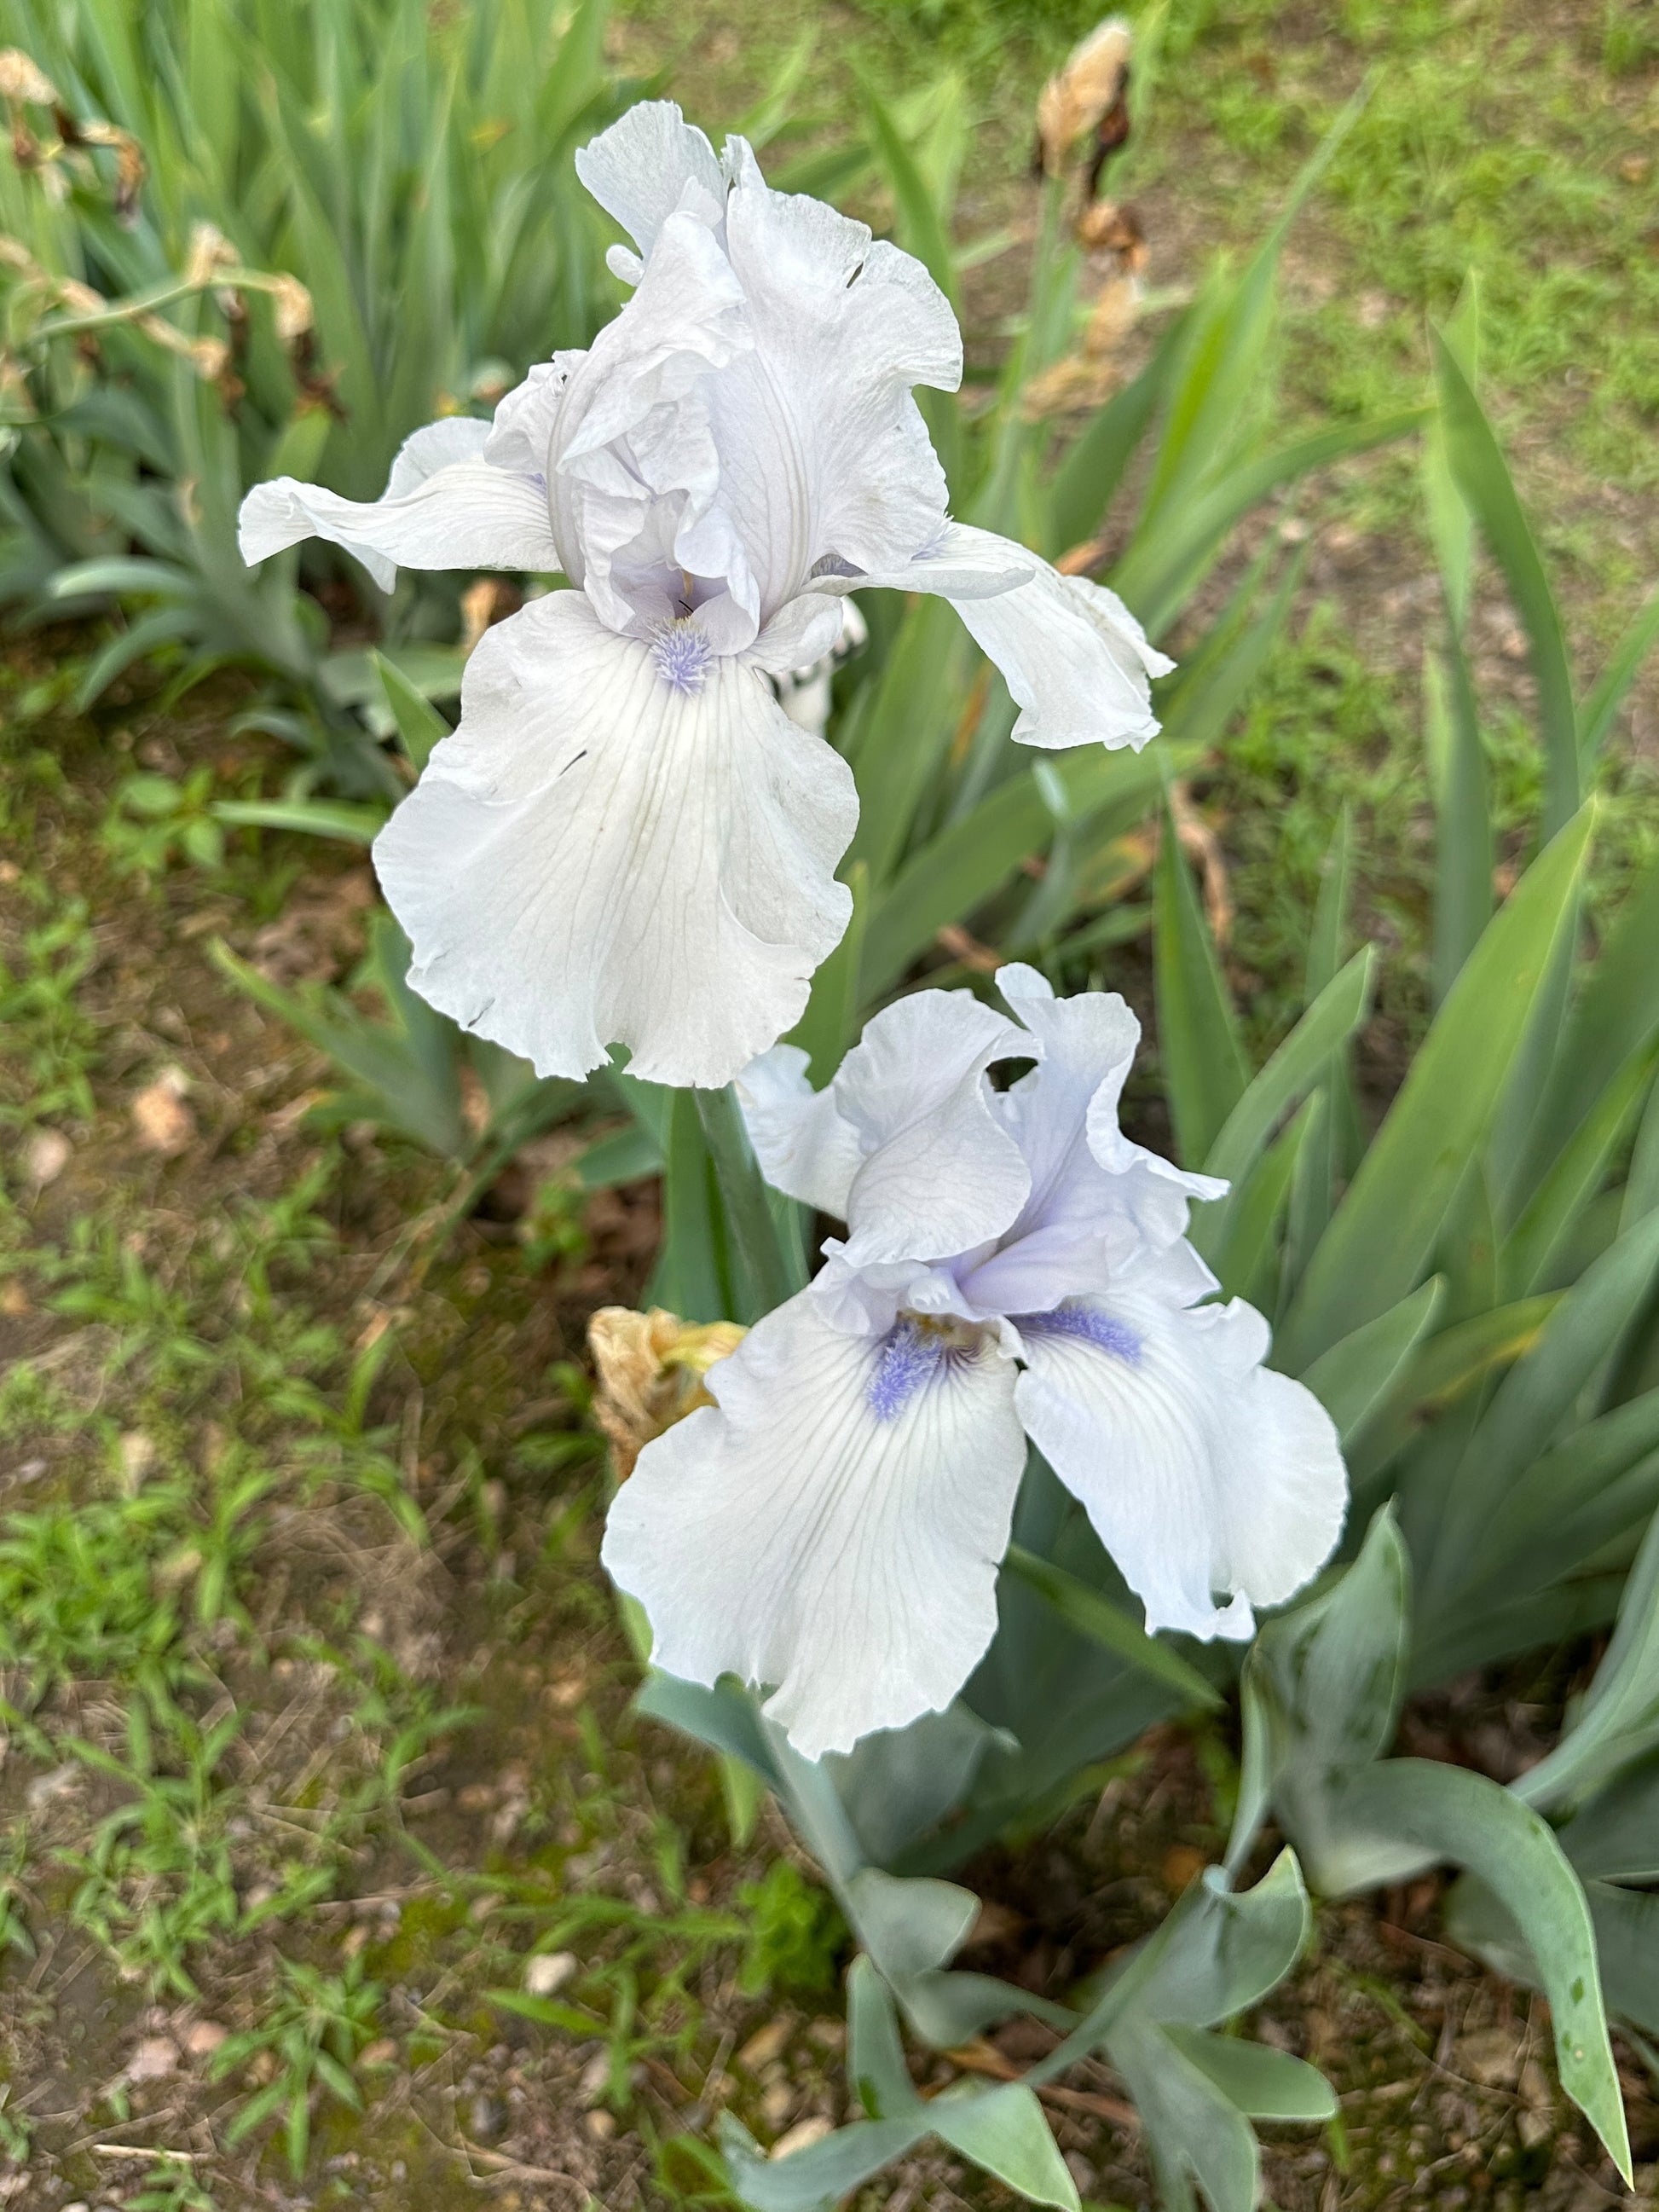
602,968,1348,1760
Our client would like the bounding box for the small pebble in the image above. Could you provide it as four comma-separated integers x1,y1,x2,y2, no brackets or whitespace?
523,1949,576,1997
125,2035,177,2082
737,2018,792,2072
578,2050,611,2103
24,1129,70,1189
468,2093,506,2142
130,1071,196,1157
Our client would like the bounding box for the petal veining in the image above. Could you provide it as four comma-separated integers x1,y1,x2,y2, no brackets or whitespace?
708,173,963,617
737,1044,865,1219
989,963,1226,1273
849,521,1173,750
575,101,727,256
1014,1278,1346,1642
239,416,558,592
831,989,1031,1264
548,208,756,639
372,589,855,1087
601,1291,1026,1759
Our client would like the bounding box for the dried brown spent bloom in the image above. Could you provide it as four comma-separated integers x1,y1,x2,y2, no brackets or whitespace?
184,220,237,287
588,1306,745,1482
267,272,314,343
461,576,516,656
1076,199,1146,268
1037,17,1132,179
0,49,58,107
63,116,147,220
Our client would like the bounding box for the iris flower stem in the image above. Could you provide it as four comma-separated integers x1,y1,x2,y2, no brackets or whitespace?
694,1085,801,1322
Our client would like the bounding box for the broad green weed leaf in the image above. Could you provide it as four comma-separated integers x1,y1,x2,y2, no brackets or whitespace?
1165,2025,1337,2122
932,2083,1079,2210
1337,1760,1630,2180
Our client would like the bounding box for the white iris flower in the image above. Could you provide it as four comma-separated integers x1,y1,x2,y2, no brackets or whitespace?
238,103,1172,1087
602,966,1347,1759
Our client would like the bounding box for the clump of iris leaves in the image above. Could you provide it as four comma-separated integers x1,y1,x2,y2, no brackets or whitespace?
3,1,1659,2205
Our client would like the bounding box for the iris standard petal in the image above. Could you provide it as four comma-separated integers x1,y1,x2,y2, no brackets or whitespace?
993,963,1225,1263
853,521,1172,750
574,101,727,256
372,588,856,1087
600,1294,1027,1760
238,415,560,593
549,208,755,633
1013,1283,1346,1642
830,990,1032,1264
737,1045,866,1219
484,360,569,478
707,171,963,617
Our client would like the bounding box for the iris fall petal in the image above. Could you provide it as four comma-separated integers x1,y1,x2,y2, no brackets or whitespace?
373,590,855,1085
601,1293,1027,1759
